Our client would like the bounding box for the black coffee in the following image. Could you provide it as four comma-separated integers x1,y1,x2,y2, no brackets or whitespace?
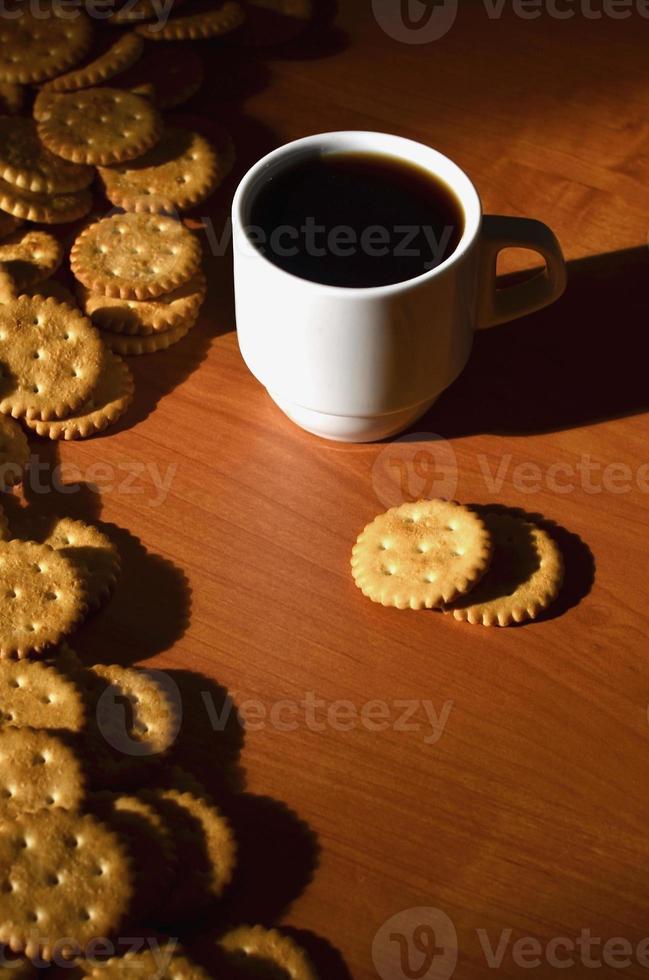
247,151,464,288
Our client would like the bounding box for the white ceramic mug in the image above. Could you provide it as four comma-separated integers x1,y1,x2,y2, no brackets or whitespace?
232,131,567,442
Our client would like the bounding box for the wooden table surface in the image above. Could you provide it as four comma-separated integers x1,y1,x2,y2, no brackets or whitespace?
37,4,649,978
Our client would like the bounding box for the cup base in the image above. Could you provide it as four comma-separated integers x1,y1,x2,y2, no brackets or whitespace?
268,392,439,443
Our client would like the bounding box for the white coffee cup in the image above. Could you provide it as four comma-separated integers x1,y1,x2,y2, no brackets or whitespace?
232,131,566,443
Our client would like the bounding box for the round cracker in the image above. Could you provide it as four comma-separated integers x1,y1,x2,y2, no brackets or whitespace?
0,540,86,658
351,499,493,610
24,348,133,441
136,0,245,40
0,178,93,225
218,926,317,980
82,947,209,979
99,314,196,355
112,44,204,109
71,212,202,299
0,659,85,732
98,126,220,214
0,12,93,85
37,87,162,166
0,808,133,961
77,272,206,334
89,664,180,757
0,230,63,291
0,295,104,421
0,118,94,194
0,727,85,814
0,83,24,116
144,785,236,922
42,32,144,93
0,416,29,489
444,509,564,626
89,792,176,921
8,516,120,614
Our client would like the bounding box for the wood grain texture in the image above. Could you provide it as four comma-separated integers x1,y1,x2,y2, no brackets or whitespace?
21,5,649,977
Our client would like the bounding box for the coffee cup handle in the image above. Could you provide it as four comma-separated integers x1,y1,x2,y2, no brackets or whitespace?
475,215,567,329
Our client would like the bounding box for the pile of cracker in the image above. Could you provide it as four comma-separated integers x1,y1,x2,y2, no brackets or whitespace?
352,499,565,627
0,504,318,978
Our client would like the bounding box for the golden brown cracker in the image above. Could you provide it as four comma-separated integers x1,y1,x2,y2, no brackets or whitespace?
99,314,196,355
42,33,145,93
0,727,85,814
89,664,180,757
98,126,220,213
0,658,86,732
71,212,202,299
24,349,134,441
0,540,86,658
0,178,93,225
0,12,93,85
444,508,564,626
0,808,133,961
0,230,63,291
351,499,493,609
82,947,209,979
37,87,162,166
218,926,317,980
0,295,104,421
77,272,206,335
0,118,94,194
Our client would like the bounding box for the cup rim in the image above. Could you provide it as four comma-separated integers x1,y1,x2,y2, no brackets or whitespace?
231,130,483,297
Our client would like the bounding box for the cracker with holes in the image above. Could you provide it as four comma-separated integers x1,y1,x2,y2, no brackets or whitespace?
0,417,29,489
0,809,133,961
25,350,134,441
351,499,493,610
0,541,85,658
88,664,180,759
144,784,236,923
0,728,85,815
0,659,85,732
0,296,104,421
136,0,245,39
37,88,162,166
82,946,209,979
9,516,120,614
218,926,317,980
0,119,94,195
0,230,62,292
89,792,177,921
71,213,202,300
42,33,144,93
444,508,564,626
98,126,221,214
0,178,93,225
0,12,93,85
77,272,206,335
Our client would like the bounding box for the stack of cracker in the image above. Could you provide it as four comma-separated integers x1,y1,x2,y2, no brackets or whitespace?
0,502,319,978
352,499,566,627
